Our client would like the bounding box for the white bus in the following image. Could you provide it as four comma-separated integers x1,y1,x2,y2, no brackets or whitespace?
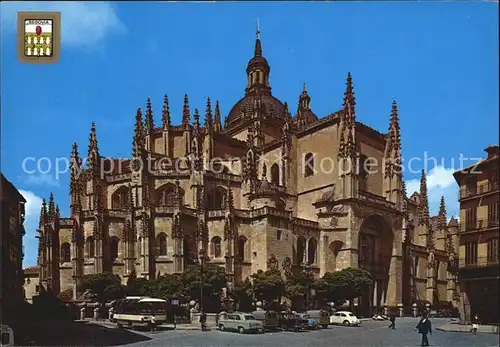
112,297,169,329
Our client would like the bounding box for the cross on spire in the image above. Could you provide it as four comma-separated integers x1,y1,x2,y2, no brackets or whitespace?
256,17,260,39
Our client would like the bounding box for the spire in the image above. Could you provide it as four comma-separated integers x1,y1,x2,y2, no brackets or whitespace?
437,196,447,230
182,94,190,128
246,23,271,95
297,82,311,113
255,18,262,57
70,142,80,197
402,180,409,218
343,72,356,126
48,193,55,221
389,100,401,156
133,108,145,157
162,94,170,129
87,122,100,174
418,170,430,225
145,98,154,134
39,199,47,229
193,108,200,130
214,100,222,132
204,97,213,131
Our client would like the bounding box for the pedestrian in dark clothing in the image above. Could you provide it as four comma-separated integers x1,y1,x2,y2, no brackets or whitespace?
388,314,396,329
416,313,432,347
199,312,207,331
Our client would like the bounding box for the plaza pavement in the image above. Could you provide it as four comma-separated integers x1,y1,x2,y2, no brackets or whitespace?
113,318,500,347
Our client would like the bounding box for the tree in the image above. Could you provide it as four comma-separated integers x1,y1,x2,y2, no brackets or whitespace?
147,273,184,300
232,278,254,312
82,272,125,303
315,267,373,307
285,269,316,309
251,269,284,307
125,268,150,296
181,264,227,312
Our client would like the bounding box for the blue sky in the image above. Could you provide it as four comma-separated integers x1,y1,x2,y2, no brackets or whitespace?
1,2,498,267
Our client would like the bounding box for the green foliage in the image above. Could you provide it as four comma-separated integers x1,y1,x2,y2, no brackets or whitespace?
146,273,184,300
82,272,125,303
232,278,254,311
315,267,373,306
285,269,315,299
251,268,285,306
181,264,227,312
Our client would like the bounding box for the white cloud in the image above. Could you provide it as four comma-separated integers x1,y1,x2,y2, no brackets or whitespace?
19,189,43,267
1,2,125,47
406,165,459,218
19,174,61,188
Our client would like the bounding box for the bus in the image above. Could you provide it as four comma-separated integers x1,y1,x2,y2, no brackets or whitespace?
112,296,169,329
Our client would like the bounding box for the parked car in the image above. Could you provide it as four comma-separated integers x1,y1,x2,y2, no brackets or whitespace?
296,313,319,330
330,311,360,326
278,311,305,332
252,310,279,331
218,312,264,334
307,310,330,329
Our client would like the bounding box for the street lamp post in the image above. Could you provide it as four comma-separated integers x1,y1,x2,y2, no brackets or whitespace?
199,249,204,315
195,249,207,331
301,261,312,310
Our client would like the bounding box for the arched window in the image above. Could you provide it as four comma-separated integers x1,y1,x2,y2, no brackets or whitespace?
238,236,247,261
304,153,315,177
60,243,71,263
157,184,184,206
157,233,167,256
211,236,222,258
271,164,280,185
307,238,318,265
110,236,119,262
297,236,306,265
208,187,226,209
111,186,129,209
87,236,95,258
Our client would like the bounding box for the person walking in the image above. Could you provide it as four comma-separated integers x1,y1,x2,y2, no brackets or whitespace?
150,315,157,332
471,314,480,334
416,312,432,347
200,312,207,331
388,313,396,330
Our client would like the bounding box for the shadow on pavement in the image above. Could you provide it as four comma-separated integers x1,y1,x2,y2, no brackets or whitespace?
14,321,152,346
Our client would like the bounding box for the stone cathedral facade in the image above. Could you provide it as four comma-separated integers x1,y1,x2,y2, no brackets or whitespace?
29,31,460,314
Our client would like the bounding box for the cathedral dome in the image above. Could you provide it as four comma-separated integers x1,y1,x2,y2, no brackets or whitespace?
225,29,287,130
226,94,287,128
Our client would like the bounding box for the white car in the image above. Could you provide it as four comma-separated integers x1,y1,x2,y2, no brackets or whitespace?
330,311,360,326
218,312,264,333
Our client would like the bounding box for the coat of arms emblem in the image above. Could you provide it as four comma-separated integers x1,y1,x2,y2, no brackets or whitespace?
17,11,61,64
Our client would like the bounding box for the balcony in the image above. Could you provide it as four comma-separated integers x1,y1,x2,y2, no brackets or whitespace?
460,218,499,233
458,256,499,269
459,181,499,200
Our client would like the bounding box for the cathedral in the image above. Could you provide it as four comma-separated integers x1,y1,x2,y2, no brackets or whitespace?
28,30,460,315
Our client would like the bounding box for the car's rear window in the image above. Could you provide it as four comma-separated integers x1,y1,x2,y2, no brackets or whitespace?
244,315,255,320
348,313,355,316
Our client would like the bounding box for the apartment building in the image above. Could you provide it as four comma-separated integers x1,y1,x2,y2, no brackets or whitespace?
453,145,499,323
